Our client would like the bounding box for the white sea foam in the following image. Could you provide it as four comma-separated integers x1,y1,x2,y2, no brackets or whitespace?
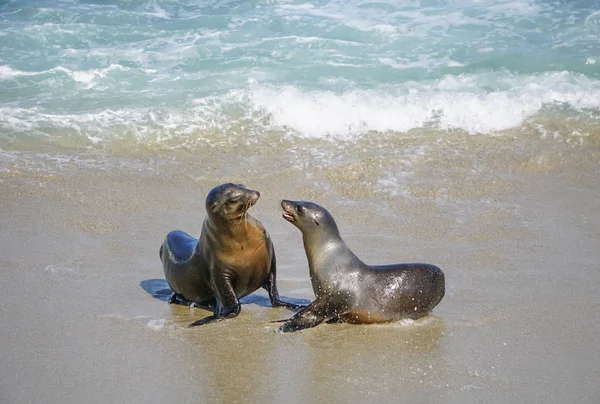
389,316,437,327
0,64,129,89
23,22,78,36
147,319,174,330
379,54,464,71
246,71,600,136
44,262,79,274
584,10,600,34
103,314,175,330
0,65,38,79
102,313,153,320
136,2,171,20
486,0,543,16
1,70,599,144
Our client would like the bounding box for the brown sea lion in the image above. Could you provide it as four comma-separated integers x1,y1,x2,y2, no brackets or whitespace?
159,183,302,326
277,200,445,332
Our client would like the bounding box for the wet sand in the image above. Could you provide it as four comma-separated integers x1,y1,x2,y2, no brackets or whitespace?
1,133,599,403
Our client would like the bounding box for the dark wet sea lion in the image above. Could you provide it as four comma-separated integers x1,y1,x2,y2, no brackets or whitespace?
278,200,445,333
159,183,302,326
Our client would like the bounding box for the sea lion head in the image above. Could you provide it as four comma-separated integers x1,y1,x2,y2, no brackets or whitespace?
206,183,260,221
281,200,339,237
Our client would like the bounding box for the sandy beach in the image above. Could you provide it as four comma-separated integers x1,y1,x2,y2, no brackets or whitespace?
1,130,599,403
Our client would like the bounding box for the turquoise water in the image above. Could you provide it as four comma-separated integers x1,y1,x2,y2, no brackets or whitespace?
1,0,599,148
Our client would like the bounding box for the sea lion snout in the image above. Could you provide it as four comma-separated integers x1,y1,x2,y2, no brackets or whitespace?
281,200,297,222
248,190,260,205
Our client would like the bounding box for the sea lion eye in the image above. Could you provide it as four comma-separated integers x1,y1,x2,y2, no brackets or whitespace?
296,205,304,214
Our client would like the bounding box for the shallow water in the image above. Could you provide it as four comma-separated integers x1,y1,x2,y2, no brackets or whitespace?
1,0,600,403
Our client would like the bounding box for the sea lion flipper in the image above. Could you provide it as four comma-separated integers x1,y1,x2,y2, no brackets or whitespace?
188,315,220,327
188,301,241,327
269,295,306,310
188,306,240,327
263,251,307,310
168,293,186,305
167,293,176,304
278,296,334,333
188,273,241,327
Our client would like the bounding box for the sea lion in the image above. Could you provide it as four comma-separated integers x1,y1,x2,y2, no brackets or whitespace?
159,183,302,327
278,200,445,332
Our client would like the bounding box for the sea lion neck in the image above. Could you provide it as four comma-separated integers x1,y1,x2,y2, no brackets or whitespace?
303,231,346,271
204,213,255,241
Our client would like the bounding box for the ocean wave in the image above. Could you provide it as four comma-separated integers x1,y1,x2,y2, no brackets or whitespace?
0,63,158,97
0,63,135,82
246,71,600,136
272,0,553,37
1,70,599,145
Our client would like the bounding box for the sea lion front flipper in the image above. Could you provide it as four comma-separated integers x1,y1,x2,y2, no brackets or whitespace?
188,307,240,327
278,296,334,333
187,303,241,327
263,249,306,310
188,272,241,327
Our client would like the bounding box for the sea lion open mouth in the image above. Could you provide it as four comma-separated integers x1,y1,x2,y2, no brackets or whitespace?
282,211,295,222
281,200,297,222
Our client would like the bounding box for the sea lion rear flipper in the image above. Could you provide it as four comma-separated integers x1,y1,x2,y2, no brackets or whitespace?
168,293,189,305
278,296,333,333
